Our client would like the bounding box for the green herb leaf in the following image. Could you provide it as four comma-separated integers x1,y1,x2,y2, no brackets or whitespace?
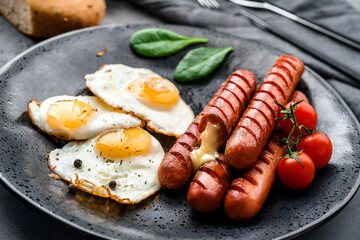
174,46,234,82
130,28,208,57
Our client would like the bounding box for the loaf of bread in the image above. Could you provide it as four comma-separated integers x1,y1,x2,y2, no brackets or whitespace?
0,0,106,38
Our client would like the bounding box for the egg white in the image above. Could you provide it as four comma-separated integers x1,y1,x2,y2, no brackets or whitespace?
85,64,194,138
28,95,143,140
48,129,164,204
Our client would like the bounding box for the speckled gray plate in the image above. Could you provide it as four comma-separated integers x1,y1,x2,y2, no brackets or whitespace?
0,24,359,240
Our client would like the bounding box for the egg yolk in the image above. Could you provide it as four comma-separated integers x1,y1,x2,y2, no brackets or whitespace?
126,77,179,107
95,128,151,159
46,100,95,131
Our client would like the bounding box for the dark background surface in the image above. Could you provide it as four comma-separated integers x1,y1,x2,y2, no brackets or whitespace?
0,0,360,239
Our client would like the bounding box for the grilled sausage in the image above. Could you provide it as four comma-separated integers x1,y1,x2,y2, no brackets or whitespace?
224,91,309,221
158,70,257,190
289,90,308,103
187,154,231,212
198,70,257,150
187,90,307,213
225,55,304,170
157,79,228,190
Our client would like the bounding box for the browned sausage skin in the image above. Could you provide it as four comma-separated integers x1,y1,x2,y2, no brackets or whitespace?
187,154,231,212
198,70,257,150
158,70,257,190
224,91,308,221
225,55,304,170
157,87,224,190
186,71,257,212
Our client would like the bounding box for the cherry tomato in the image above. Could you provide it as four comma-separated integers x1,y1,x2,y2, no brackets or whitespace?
279,101,317,136
277,152,315,189
298,132,332,169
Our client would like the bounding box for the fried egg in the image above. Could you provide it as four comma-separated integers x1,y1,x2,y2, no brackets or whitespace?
28,95,143,140
85,64,194,137
48,128,163,203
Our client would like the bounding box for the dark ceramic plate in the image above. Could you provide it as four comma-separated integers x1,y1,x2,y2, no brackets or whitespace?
0,24,359,240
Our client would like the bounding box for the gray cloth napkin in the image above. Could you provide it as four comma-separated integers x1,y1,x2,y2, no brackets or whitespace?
127,0,360,120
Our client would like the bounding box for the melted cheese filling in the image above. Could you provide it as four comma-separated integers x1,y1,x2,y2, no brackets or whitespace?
190,123,220,171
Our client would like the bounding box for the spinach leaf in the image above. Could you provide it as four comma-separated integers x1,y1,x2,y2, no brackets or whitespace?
174,46,234,82
130,28,208,57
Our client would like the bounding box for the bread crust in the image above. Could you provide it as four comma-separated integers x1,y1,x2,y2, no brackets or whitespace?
1,0,106,38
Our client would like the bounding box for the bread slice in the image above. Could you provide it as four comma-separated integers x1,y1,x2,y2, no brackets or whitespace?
0,0,106,38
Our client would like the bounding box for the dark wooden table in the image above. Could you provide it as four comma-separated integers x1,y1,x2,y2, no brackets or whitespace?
0,1,359,239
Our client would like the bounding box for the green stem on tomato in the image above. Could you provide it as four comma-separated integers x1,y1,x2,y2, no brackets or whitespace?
275,101,307,167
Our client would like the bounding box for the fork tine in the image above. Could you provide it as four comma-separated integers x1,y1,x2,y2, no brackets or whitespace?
198,0,221,10
204,0,217,9
197,0,205,8
209,0,221,9
197,0,207,8
198,0,212,9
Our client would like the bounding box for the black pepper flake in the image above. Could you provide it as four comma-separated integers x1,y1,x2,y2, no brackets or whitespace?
68,184,77,194
74,159,82,168
109,180,117,189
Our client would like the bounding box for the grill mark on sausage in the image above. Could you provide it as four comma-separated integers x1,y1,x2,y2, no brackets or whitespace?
169,151,189,171
258,155,270,165
192,178,206,189
273,64,293,83
228,80,249,102
231,73,251,89
178,141,192,152
279,59,296,71
247,107,272,130
252,97,277,120
252,165,263,174
183,132,198,142
218,96,236,114
237,125,257,141
283,55,298,62
244,116,264,132
200,166,223,185
230,184,246,193
256,89,277,101
267,72,289,87
218,161,230,178
262,81,286,101
210,104,229,124
264,144,275,155
242,175,257,186
223,88,242,108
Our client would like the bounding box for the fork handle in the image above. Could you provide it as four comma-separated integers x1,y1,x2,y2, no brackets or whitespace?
264,2,360,51
238,8,360,85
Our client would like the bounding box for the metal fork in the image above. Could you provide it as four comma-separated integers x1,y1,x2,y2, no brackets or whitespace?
229,0,360,51
196,0,360,84
197,0,221,10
